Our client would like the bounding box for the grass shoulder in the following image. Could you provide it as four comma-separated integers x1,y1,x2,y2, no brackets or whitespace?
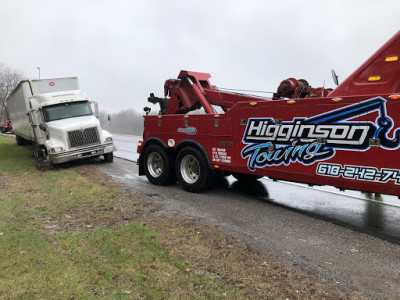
0,135,240,298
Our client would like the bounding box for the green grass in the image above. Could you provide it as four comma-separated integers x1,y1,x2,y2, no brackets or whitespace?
0,136,33,173
0,136,245,299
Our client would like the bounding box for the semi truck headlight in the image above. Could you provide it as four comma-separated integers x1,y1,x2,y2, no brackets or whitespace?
50,147,64,153
105,137,113,142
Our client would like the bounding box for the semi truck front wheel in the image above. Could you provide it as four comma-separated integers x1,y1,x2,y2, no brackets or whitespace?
104,152,114,162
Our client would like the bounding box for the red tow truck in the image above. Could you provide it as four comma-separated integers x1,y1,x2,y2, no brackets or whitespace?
0,120,12,133
137,31,400,196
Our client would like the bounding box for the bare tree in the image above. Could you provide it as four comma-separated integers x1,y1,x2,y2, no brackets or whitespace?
0,63,24,121
96,109,144,136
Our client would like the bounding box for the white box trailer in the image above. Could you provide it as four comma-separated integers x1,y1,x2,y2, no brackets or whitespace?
7,77,79,142
6,77,115,164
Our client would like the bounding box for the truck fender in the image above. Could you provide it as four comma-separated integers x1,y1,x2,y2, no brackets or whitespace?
176,139,212,169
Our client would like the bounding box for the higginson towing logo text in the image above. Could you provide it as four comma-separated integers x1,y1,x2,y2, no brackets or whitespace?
241,97,400,171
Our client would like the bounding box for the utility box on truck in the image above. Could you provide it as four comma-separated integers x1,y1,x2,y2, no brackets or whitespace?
7,77,115,164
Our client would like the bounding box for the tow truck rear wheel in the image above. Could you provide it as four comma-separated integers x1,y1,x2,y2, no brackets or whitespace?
176,146,213,193
143,144,175,185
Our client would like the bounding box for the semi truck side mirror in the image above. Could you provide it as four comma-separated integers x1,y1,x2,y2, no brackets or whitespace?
39,123,47,131
90,101,99,118
108,114,111,121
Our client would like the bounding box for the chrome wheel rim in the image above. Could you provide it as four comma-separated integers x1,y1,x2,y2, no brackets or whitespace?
180,155,200,184
147,152,163,178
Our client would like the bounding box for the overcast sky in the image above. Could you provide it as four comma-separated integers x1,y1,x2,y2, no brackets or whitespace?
1,0,400,114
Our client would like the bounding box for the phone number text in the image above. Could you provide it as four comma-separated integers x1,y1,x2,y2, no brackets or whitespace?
317,163,400,184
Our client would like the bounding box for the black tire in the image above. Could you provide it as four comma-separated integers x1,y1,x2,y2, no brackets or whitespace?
16,135,26,146
232,172,262,182
33,144,44,159
215,170,231,178
175,146,214,193
104,152,114,162
43,148,55,168
143,144,175,185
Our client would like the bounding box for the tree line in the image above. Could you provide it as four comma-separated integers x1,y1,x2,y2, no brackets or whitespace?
99,109,144,136
0,63,24,121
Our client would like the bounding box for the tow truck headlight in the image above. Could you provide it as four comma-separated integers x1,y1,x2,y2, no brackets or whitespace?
50,147,64,153
105,137,113,143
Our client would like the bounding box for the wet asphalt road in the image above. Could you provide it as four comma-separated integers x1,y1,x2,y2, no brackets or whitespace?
95,157,400,300
112,134,400,243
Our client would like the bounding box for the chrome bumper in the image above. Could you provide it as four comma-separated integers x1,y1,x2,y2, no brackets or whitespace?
49,143,115,164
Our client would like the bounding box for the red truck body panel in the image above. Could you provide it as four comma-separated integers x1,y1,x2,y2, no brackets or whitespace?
139,31,400,196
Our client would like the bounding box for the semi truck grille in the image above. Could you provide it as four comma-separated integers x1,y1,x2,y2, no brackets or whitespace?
68,127,100,148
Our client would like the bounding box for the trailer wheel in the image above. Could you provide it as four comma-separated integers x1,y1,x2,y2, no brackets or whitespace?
143,144,175,185
104,152,114,162
176,146,213,193
232,172,262,182
16,135,26,146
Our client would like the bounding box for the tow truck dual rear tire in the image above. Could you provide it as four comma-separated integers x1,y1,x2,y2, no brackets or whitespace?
176,146,214,193
143,144,175,185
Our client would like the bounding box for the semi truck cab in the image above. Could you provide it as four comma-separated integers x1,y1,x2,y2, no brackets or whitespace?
28,90,114,163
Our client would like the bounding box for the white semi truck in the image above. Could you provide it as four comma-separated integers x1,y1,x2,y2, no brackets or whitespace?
6,77,115,164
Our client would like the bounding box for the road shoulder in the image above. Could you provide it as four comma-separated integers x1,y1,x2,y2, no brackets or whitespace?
91,159,368,299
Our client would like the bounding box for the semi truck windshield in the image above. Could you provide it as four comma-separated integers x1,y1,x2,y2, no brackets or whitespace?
42,101,93,122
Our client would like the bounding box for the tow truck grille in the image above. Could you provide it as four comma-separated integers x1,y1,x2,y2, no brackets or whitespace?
68,127,100,148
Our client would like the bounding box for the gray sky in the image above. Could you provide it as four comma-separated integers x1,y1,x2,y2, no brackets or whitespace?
1,0,400,114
